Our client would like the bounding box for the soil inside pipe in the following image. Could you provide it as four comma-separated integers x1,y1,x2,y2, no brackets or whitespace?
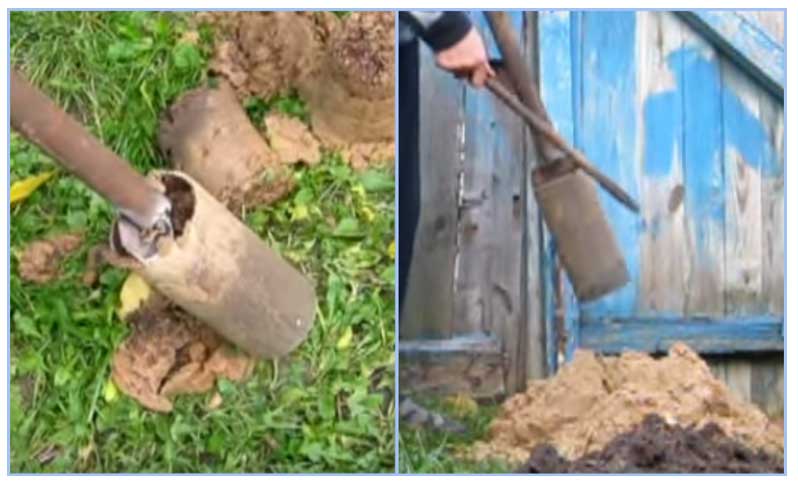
161,174,195,237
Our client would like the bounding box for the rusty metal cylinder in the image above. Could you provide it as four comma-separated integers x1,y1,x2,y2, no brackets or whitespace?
533,164,630,301
118,170,316,359
10,68,170,230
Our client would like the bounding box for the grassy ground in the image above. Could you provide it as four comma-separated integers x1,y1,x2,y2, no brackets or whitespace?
10,11,394,473
397,397,511,474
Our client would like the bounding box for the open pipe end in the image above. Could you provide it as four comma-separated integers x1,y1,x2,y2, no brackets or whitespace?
111,172,197,263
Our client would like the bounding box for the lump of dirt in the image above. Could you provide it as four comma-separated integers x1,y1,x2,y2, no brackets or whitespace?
203,11,394,150
297,11,394,146
17,233,82,284
111,301,254,413
517,414,783,474
264,113,321,166
207,11,326,100
470,343,783,464
342,141,395,171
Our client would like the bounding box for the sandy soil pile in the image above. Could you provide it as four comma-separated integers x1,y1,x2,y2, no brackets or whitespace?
471,343,783,464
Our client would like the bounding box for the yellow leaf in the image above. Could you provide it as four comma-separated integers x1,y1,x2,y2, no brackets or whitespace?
103,379,119,403
444,393,478,418
351,184,366,199
336,326,353,350
292,204,309,221
118,272,151,320
10,171,55,204
360,206,375,222
387,241,395,260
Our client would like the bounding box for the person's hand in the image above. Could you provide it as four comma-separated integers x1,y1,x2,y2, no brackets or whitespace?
434,27,495,88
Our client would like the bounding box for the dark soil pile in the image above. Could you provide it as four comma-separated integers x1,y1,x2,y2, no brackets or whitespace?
517,414,783,474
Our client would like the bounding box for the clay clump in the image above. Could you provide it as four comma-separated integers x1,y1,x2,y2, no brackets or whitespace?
17,233,83,284
111,297,254,413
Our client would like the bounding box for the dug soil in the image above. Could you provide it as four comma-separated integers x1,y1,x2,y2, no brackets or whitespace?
198,11,394,168
470,343,783,465
517,414,783,473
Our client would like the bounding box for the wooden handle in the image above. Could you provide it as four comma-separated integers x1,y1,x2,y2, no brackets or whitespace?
486,77,640,213
10,68,170,229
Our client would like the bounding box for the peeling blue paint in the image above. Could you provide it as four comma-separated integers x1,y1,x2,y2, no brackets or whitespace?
678,11,784,97
579,12,639,318
643,93,681,177
539,12,782,359
642,46,777,253
645,47,776,179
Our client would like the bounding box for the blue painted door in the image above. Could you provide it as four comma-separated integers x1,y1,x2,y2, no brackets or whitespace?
538,11,783,368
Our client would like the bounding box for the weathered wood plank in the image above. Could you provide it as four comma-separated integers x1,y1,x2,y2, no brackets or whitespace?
523,11,547,381
400,45,463,339
681,26,726,316
579,315,783,354
537,10,574,373
677,11,784,96
721,57,766,315
577,12,640,319
398,335,506,398
722,359,753,403
758,89,784,315
749,354,783,418
709,354,783,418
477,11,526,392
737,11,784,45
637,12,689,315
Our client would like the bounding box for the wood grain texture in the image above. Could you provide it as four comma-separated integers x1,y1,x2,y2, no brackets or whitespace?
681,25,726,316
709,353,783,418
637,12,689,315
677,11,784,96
722,57,765,315
758,88,784,315
577,11,640,319
537,10,574,372
400,45,463,339
749,354,784,418
465,12,527,391
737,11,785,44
523,11,547,381
399,335,506,398
579,315,783,354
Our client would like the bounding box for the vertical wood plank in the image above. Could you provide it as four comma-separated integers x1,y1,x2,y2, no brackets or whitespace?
710,355,783,418
750,354,784,418
537,10,574,371
637,12,689,315
458,12,526,389
721,57,766,315
455,14,497,336
758,90,784,315
681,25,726,315
578,11,641,319
522,11,546,381
400,45,463,339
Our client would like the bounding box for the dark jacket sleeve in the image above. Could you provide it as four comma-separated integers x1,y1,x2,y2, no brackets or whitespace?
399,11,473,52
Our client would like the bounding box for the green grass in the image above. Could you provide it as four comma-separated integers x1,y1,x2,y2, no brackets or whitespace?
10,11,394,473
398,397,512,474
